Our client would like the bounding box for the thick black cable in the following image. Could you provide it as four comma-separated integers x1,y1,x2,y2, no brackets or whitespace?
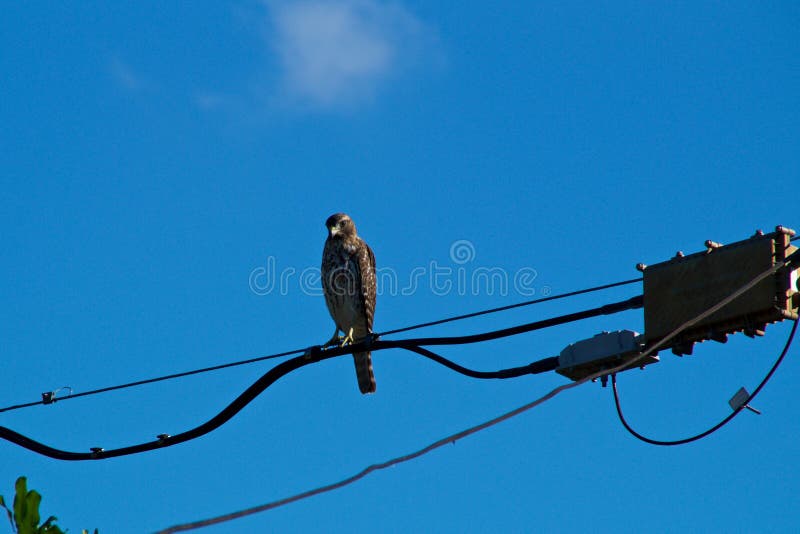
403,345,559,379
0,293,642,415
0,296,641,460
380,295,641,348
0,344,559,461
377,277,642,336
612,318,798,446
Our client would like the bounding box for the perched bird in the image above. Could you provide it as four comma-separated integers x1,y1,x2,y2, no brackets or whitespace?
321,213,377,394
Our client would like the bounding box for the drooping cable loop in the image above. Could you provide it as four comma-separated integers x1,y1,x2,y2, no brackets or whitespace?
612,318,798,446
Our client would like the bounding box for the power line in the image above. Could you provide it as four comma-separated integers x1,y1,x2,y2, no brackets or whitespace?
612,317,797,446
382,295,642,347
0,295,641,460
377,277,642,336
404,345,559,378
0,348,308,414
2,244,792,461
154,259,794,534
2,245,793,462
0,277,641,415
154,374,590,534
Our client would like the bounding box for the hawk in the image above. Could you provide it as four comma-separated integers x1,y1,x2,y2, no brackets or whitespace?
321,213,377,394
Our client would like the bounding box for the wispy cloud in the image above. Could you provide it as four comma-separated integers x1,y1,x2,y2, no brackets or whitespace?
266,0,436,110
194,91,228,110
108,57,153,93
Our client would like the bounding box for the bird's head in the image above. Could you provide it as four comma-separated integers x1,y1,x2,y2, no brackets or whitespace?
326,213,356,239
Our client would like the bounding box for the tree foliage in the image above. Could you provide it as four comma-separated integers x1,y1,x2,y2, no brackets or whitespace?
0,477,97,534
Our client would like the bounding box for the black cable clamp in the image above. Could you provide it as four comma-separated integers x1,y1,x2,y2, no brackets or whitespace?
41,386,73,405
303,345,323,360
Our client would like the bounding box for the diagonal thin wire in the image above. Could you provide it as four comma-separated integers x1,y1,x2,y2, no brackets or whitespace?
154,377,586,534
154,259,790,533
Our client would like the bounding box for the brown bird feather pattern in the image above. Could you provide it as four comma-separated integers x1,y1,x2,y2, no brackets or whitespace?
321,213,377,394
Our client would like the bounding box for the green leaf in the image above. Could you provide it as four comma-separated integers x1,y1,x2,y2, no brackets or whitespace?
25,490,42,530
15,493,35,534
14,477,28,530
4,478,70,534
15,489,41,534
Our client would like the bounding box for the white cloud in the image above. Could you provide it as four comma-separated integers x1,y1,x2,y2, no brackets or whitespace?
194,91,227,110
267,0,433,109
109,57,152,92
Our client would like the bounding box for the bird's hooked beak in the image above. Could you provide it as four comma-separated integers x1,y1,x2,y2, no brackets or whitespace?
328,225,339,237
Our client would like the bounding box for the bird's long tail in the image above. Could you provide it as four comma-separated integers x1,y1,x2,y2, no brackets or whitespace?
353,352,376,394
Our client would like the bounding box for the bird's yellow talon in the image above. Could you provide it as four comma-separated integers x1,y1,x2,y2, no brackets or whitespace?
341,327,354,347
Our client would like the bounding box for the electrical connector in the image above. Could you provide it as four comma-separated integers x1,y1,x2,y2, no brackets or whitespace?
556,330,658,381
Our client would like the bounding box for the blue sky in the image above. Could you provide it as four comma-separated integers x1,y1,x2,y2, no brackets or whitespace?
1,1,799,532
